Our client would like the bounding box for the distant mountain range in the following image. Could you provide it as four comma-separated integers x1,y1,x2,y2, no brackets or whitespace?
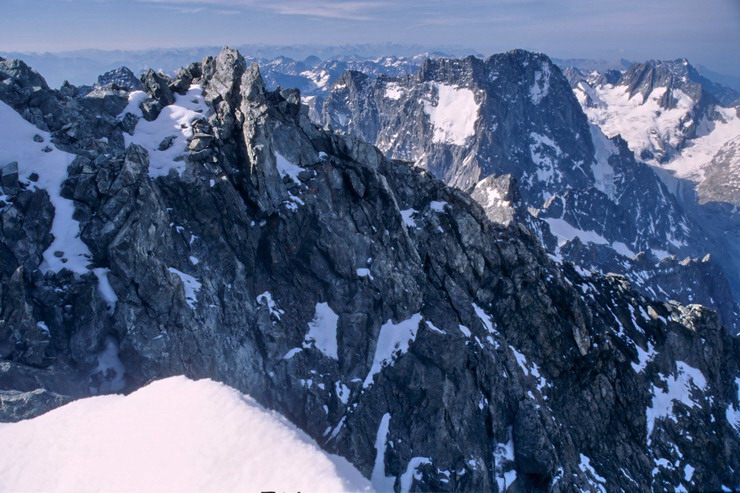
0,44,479,88
4,46,739,91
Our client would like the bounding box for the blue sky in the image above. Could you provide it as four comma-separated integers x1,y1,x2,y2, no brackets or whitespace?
1,0,739,75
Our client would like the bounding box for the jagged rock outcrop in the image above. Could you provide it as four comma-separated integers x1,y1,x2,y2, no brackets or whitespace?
97,66,144,92
0,50,738,492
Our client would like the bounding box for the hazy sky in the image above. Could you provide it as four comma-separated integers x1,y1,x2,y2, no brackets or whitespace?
2,0,739,75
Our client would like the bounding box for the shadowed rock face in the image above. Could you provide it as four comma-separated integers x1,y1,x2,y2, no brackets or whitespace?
0,50,739,492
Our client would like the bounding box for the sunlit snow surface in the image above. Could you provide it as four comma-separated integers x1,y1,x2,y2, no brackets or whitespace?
0,377,371,493
422,83,479,145
0,102,92,274
663,107,740,181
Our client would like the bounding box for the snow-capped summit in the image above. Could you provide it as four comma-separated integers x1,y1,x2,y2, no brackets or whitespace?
97,66,145,92
570,59,739,168
567,59,740,309
0,376,371,493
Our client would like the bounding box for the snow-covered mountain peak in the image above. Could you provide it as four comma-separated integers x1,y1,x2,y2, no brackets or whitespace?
322,51,738,331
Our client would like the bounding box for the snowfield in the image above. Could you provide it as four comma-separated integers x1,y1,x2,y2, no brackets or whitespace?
575,81,740,185
0,376,371,493
422,82,479,145
577,84,695,162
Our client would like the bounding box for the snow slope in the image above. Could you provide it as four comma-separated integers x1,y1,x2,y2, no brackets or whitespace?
0,376,371,493
663,106,740,182
0,101,91,274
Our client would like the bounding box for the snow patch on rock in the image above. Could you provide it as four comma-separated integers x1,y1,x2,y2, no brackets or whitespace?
304,302,340,359
589,124,619,201
647,361,707,438
0,101,92,274
422,83,479,146
167,267,201,310
493,427,517,491
530,63,551,104
385,82,405,100
276,152,304,183
364,314,423,388
124,85,208,178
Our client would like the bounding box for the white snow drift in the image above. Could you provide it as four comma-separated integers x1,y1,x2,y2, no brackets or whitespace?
0,376,371,493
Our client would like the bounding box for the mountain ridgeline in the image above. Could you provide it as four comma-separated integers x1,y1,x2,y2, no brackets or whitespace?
320,51,740,333
0,49,738,491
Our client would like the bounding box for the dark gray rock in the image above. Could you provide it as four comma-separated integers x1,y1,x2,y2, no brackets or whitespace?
139,99,163,122
0,161,19,195
0,388,72,421
170,64,199,95
158,135,177,151
138,69,176,121
140,69,175,106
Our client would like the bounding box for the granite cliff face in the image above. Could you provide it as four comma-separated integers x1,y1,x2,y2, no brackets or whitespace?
0,50,738,491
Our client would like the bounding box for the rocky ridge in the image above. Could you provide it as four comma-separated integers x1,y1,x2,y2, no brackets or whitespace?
0,50,738,491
